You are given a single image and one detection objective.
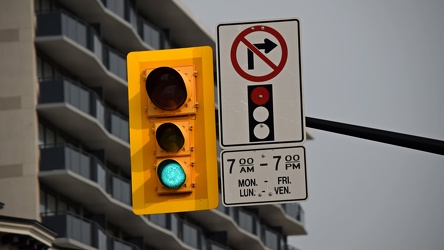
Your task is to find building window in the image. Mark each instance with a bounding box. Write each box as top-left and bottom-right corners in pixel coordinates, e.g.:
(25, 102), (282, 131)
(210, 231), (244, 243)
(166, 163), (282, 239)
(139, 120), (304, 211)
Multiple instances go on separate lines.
(183, 222), (200, 248)
(43, 60), (53, 79)
(140, 18), (161, 49)
(127, 1), (138, 31)
(238, 209), (255, 233)
(46, 193), (56, 215)
(38, 120), (76, 148)
(58, 200), (68, 213)
(39, 189), (46, 214)
(56, 133), (66, 145)
(38, 121), (58, 147)
(35, 0), (54, 14)
(36, 55), (62, 81)
(38, 122), (44, 147)
(264, 228), (279, 250)
(170, 214), (179, 236)
(40, 188), (80, 216)
(46, 128), (55, 146)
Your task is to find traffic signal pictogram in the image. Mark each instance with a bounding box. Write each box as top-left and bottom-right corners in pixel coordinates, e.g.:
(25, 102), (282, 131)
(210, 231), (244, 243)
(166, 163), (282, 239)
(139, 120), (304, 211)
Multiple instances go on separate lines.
(248, 84), (274, 142)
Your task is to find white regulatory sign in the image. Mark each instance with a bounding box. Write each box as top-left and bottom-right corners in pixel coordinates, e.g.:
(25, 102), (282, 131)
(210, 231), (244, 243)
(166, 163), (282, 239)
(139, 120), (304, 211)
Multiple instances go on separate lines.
(217, 18), (305, 149)
(221, 146), (307, 206)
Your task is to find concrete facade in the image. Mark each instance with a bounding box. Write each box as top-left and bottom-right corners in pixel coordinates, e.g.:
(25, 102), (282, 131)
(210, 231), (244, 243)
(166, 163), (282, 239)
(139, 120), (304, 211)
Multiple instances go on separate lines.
(0, 0), (40, 221)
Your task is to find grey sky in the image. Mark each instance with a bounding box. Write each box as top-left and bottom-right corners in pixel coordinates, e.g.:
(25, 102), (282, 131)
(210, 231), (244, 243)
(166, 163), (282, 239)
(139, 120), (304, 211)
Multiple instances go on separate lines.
(180, 0), (444, 249)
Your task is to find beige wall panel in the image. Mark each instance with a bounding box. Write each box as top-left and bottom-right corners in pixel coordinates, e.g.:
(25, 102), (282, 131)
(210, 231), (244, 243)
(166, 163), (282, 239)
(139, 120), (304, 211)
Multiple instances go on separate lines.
(0, 0), (39, 220)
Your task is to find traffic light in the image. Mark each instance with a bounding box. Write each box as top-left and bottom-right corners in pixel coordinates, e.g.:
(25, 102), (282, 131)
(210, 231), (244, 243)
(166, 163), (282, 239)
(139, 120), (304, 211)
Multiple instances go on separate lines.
(127, 46), (218, 214)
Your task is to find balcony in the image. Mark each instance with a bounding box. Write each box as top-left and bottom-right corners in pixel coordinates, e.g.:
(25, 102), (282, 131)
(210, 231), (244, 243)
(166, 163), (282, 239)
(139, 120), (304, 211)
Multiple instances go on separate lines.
(39, 145), (202, 249)
(187, 201), (267, 250)
(55, 0), (213, 52)
(55, 0), (152, 53)
(252, 203), (306, 235)
(282, 203), (305, 225)
(137, 0), (215, 48)
(38, 78), (129, 171)
(207, 240), (231, 250)
(187, 193), (306, 249)
(149, 213), (207, 250)
(35, 10), (128, 114)
(261, 225), (283, 250)
(39, 145), (132, 208)
(42, 212), (139, 250)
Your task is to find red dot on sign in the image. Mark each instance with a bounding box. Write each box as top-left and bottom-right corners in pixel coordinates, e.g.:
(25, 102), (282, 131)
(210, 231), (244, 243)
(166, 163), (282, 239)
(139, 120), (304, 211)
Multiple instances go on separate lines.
(251, 86), (270, 105)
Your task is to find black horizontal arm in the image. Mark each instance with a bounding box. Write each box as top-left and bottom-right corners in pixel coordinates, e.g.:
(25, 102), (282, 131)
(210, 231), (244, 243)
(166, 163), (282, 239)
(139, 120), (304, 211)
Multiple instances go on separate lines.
(306, 117), (444, 156)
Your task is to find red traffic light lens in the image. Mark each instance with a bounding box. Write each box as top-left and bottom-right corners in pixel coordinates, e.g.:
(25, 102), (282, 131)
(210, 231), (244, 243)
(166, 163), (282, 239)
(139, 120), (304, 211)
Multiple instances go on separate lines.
(146, 67), (187, 111)
(250, 86), (270, 105)
(156, 123), (185, 152)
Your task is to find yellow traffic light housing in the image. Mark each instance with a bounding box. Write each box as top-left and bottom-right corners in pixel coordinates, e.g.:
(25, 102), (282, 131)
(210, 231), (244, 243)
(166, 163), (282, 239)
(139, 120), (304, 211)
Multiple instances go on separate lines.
(127, 46), (218, 214)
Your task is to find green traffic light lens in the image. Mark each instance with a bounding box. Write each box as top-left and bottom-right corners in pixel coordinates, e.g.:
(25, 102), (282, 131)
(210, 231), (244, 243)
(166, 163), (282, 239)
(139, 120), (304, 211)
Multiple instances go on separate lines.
(157, 159), (186, 188)
(156, 123), (185, 152)
(146, 67), (187, 111)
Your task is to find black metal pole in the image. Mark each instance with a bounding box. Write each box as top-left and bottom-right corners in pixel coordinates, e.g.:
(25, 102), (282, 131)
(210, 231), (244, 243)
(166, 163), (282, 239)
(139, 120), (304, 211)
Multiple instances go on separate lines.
(306, 117), (444, 156)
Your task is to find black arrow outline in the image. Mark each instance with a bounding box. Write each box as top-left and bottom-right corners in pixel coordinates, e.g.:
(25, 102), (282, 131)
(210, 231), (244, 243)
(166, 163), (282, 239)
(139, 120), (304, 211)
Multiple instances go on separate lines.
(247, 38), (278, 70)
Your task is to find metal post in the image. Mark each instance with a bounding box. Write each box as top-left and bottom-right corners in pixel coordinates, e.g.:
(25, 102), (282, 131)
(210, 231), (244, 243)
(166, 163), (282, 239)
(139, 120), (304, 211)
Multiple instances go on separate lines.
(306, 117), (444, 156)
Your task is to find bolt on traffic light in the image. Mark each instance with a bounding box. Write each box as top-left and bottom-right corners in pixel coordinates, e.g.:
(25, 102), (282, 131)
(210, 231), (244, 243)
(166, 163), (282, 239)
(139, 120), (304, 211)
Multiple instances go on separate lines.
(127, 46), (218, 214)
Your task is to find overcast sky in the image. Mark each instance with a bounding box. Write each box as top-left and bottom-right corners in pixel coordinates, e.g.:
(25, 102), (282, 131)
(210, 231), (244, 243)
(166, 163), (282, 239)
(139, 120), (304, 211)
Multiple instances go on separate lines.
(179, 0), (444, 249)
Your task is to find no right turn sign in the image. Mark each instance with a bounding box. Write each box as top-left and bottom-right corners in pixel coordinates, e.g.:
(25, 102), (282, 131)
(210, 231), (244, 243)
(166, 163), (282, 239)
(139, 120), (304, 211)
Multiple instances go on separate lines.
(217, 18), (305, 150)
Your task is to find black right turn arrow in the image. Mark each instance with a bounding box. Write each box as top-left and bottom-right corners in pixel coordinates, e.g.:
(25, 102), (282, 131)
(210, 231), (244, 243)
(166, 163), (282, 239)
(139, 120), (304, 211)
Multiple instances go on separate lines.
(248, 38), (278, 70)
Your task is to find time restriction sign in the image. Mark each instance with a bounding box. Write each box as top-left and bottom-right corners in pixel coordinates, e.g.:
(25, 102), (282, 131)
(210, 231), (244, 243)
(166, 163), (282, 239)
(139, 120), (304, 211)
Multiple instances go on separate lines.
(221, 146), (307, 206)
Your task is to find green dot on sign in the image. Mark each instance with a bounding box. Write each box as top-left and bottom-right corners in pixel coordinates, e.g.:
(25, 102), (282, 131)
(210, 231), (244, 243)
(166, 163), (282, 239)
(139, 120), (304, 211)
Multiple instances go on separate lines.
(158, 160), (186, 188)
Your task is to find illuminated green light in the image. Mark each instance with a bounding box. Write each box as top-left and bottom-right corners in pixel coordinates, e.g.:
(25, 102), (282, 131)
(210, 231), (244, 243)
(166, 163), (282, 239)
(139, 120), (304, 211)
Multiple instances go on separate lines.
(157, 160), (186, 188)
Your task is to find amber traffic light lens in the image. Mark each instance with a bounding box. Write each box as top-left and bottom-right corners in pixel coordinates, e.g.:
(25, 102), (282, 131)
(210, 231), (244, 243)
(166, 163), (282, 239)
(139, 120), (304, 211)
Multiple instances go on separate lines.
(156, 123), (185, 152)
(146, 67), (187, 111)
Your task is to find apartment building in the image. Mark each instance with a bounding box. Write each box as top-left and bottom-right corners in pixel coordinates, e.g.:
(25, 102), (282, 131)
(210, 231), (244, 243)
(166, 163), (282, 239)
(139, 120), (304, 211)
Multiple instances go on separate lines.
(0, 0), (306, 249)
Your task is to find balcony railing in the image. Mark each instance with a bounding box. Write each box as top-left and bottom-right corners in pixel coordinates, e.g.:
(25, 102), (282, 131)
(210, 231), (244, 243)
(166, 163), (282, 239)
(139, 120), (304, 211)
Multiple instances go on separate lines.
(138, 17), (162, 49)
(42, 212), (139, 250)
(36, 11), (127, 81)
(101, 0), (125, 19)
(282, 203), (305, 225)
(39, 78), (129, 143)
(40, 144), (131, 206)
(262, 225), (281, 250)
(237, 208), (258, 235)
(215, 199), (261, 237)
(207, 240), (231, 250)
(110, 172), (131, 205)
(148, 213), (207, 249)
(107, 109), (129, 142)
(103, 45), (127, 80)
(213, 195), (306, 248)
(100, 0), (167, 50)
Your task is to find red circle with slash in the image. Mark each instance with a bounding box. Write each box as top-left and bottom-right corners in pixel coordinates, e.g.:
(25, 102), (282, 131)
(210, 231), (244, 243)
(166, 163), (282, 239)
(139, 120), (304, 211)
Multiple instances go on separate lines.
(230, 25), (288, 82)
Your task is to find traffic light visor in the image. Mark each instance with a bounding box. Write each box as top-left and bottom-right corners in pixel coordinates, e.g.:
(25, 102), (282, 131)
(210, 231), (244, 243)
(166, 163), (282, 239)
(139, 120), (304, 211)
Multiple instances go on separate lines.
(146, 67), (187, 111)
